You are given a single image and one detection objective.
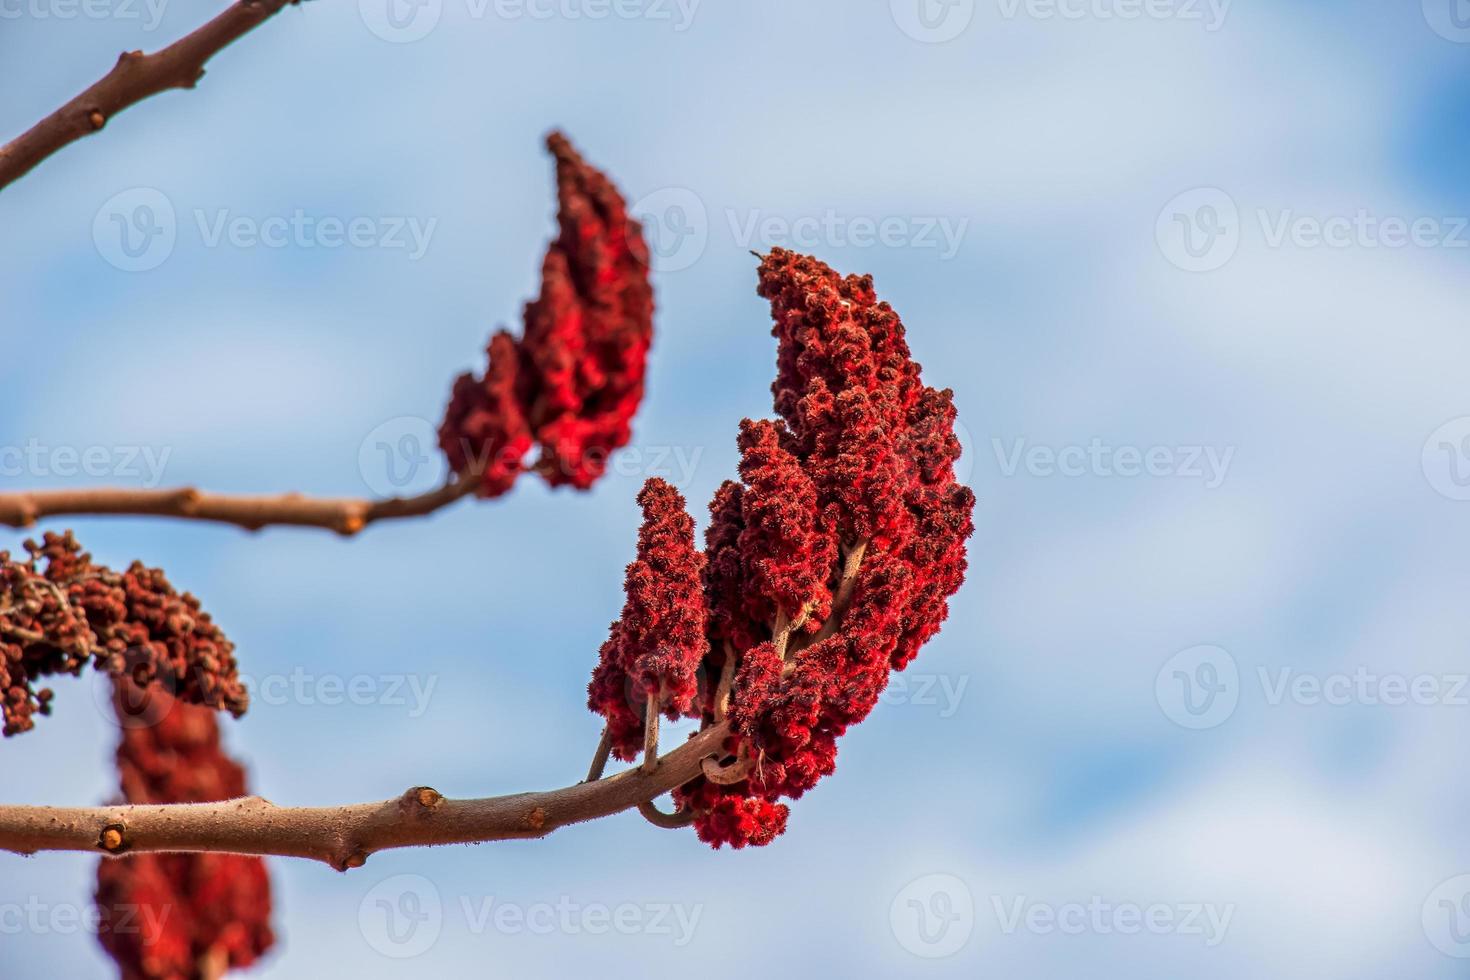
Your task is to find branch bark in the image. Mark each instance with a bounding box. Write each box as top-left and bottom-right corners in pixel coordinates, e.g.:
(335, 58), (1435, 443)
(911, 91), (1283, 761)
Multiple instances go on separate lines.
(0, 473), (482, 536)
(0, 722), (731, 870)
(0, 0), (301, 192)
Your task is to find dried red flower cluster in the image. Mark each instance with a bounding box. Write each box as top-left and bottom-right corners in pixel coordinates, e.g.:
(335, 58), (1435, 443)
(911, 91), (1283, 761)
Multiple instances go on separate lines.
(589, 248), (974, 848)
(95, 680), (274, 979)
(440, 132), (654, 496)
(588, 479), (708, 760)
(0, 532), (248, 738)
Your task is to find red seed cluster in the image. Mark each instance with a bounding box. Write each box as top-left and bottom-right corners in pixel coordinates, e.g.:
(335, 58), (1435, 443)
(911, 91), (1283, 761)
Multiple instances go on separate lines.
(440, 131), (654, 496)
(0, 532), (248, 738)
(589, 249), (973, 848)
(95, 679), (274, 979)
(588, 479), (708, 761)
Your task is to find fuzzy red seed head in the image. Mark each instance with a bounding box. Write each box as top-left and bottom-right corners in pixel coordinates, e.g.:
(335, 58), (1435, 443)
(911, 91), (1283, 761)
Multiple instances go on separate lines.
(440, 133), (654, 497)
(588, 479), (708, 760)
(95, 679), (274, 979)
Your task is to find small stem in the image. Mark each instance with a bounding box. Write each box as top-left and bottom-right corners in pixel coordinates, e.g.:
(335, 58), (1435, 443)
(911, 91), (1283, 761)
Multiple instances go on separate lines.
(813, 539), (869, 643)
(641, 696), (659, 774)
(584, 727), (612, 783)
(712, 641), (737, 723)
(636, 798), (694, 829)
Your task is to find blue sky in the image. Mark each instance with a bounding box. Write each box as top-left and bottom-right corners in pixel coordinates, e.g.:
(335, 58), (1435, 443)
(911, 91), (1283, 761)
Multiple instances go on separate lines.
(5, 0), (1470, 976)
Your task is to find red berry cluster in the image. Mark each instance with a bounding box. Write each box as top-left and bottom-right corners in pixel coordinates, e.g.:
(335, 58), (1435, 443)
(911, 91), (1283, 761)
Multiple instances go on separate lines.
(588, 478), (708, 761)
(95, 680), (274, 979)
(440, 132), (654, 496)
(0, 532), (248, 738)
(589, 249), (974, 848)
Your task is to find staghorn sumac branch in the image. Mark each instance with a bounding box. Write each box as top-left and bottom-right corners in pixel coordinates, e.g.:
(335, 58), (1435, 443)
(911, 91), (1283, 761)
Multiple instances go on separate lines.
(0, 0), (304, 193)
(0, 133), (653, 536)
(0, 470), (483, 536)
(0, 722), (731, 869)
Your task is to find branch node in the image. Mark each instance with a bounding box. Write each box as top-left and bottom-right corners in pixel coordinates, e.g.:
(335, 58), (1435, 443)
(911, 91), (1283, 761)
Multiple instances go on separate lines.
(88, 111), (106, 130)
(409, 786), (442, 810)
(98, 824), (127, 854)
(523, 807), (547, 832)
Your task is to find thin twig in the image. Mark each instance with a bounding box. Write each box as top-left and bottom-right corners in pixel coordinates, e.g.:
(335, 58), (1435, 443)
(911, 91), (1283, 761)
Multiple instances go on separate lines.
(636, 798), (694, 829)
(0, 0), (302, 192)
(712, 641), (737, 724)
(584, 727), (613, 783)
(813, 539), (869, 643)
(641, 696), (660, 774)
(0, 473), (482, 536)
(0, 722), (732, 869)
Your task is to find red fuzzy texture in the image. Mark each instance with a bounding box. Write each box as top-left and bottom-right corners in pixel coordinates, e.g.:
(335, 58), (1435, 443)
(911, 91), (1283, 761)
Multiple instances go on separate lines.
(439, 132), (653, 496)
(603, 249), (974, 847)
(95, 679), (274, 979)
(0, 532), (248, 738)
(588, 479), (708, 760)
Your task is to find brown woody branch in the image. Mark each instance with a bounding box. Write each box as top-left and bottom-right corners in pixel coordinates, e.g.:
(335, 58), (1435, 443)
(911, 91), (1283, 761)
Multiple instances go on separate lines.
(0, 722), (731, 870)
(0, 0), (301, 192)
(0, 473), (482, 536)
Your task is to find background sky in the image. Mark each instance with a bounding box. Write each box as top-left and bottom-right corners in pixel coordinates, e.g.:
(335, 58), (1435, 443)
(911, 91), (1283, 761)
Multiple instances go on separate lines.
(5, 0), (1470, 975)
